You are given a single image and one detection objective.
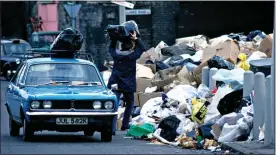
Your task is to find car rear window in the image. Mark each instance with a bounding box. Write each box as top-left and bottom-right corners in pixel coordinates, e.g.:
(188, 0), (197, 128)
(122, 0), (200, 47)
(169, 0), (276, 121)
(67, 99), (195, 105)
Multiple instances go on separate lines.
(25, 63), (102, 86)
(3, 43), (31, 54)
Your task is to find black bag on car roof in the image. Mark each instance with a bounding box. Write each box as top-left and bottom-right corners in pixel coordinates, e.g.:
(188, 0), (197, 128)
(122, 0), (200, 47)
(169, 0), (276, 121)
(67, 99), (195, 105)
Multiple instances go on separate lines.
(50, 28), (83, 58)
(249, 58), (272, 77)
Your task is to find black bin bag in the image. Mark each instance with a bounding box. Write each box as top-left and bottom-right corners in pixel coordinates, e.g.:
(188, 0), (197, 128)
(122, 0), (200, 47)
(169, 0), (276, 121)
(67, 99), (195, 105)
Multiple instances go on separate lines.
(106, 20), (140, 42)
(217, 89), (244, 115)
(50, 28), (83, 58)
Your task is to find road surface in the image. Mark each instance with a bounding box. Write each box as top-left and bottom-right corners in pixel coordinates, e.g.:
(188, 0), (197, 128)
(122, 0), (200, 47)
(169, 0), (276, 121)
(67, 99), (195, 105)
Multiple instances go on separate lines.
(0, 79), (216, 154)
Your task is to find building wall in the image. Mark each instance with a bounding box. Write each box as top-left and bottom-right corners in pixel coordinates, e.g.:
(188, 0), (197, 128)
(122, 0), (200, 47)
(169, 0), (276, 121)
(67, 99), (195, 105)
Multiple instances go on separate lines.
(58, 1), (119, 68)
(57, 1), (179, 68)
(56, 1), (273, 69)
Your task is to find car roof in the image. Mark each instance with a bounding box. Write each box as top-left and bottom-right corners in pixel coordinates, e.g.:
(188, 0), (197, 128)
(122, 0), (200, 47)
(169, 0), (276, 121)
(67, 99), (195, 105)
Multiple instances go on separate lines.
(26, 57), (95, 66)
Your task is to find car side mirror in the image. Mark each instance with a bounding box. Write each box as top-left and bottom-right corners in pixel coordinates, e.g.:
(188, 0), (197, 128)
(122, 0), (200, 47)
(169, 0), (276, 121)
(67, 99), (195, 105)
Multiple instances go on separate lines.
(111, 84), (118, 92)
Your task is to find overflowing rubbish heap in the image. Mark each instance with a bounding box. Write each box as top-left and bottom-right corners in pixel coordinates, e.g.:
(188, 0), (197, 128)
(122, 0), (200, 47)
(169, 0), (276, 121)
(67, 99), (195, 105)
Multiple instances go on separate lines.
(101, 30), (272, 151)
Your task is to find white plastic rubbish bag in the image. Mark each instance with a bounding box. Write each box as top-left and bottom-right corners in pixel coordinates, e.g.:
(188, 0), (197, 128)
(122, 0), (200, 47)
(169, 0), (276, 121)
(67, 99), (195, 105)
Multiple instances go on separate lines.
(102, 71), (111, 86)
(247, 51), (267, 64)
(212, 68), (245, 90)
(218, 123), (241, 142)
(155, 41), (170, 61)
(140, 97), (163, 116)
(167, 85), (198, 103)
(176, 118), (196, 134)
(215, 112), (244, 127)
(175, 35), (209, 50)
(204, 85), (233, 124)
(197, 84), (210, 98)
(130, 115), (156, 126)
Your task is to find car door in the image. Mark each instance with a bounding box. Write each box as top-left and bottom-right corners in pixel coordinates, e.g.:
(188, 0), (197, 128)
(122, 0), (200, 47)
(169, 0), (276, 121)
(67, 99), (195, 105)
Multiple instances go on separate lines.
(7, 63), (26, 120)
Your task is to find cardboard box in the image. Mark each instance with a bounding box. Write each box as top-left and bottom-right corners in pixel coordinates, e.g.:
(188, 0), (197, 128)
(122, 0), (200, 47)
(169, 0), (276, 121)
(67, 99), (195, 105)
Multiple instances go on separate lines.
(134, 92), (140, 106)
(191, 61), (208, 86)
(138, 92), (163, 108)
(258, 34), (273, 57)
(144, 64), (156, 74)
(137, 47), (159, 64)
(117, 119), (122, 131)
(202, 40), (240, 64)
(177, 66), (193, 84)
(151, 66), (182, 88)
(136, 64), (154, 79)
(136, 78), (152, 92)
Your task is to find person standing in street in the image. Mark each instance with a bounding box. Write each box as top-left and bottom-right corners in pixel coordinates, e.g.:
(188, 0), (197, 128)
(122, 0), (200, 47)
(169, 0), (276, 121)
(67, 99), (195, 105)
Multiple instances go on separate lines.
(107, 30), (146, 135)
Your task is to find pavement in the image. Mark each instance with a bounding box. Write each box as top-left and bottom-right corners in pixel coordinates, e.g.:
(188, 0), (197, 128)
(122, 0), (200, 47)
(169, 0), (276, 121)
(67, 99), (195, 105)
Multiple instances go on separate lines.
(221, 142), (275, 155)
(0, 78), (216, 154)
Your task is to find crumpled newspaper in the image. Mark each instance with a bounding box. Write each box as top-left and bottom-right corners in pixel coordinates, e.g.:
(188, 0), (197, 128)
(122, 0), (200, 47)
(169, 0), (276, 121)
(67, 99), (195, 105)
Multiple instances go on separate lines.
(203, 139), (218, 150)
(176, 133), (196, 149)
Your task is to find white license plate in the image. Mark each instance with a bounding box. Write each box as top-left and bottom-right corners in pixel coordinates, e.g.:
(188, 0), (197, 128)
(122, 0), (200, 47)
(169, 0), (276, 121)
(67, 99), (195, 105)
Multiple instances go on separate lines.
(56, 117), (88, 125)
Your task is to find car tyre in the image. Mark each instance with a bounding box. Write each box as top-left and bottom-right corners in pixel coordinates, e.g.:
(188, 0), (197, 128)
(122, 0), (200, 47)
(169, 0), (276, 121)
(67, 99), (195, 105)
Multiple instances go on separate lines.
(101, 127), (112, 142)
(9, 116), (20, 136)
(23, 119), (34, 141)
(84, 130), (95, 136)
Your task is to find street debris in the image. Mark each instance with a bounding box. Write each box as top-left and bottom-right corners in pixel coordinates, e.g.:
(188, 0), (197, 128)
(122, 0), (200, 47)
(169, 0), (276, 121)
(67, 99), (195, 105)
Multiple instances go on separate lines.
(102, 30), (273, 151)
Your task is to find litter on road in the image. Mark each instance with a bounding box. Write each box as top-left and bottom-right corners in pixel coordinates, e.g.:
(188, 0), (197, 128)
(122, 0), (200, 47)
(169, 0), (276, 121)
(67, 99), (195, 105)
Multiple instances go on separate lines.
(102, 30), (273, 151)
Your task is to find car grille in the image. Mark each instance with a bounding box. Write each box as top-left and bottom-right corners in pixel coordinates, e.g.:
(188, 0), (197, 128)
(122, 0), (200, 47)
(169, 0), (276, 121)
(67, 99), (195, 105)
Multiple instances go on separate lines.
(51, 100), (93, 109)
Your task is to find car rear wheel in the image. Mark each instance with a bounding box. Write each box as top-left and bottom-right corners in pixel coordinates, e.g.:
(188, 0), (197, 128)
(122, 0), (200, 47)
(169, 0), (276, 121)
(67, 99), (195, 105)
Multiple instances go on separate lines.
(23, 119), (34, 141)
(9, 116), (20, 136)
(101, 127), (112, 142)
(83, 130), (95, 136)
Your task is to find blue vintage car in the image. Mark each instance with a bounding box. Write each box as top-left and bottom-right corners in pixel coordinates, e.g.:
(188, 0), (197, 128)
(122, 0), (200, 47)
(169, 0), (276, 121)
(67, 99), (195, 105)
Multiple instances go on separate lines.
(5, 56), (118, 142)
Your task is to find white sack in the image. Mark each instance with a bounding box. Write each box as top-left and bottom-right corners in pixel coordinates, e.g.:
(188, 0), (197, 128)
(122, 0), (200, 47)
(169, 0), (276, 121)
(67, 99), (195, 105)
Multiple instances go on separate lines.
(212, 68), (245, 90)
(204, 86), (233, 124)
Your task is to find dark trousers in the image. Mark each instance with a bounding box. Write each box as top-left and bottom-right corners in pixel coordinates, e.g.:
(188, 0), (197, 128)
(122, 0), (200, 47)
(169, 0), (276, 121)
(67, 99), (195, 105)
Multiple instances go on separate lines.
(112, 90), (134, 133)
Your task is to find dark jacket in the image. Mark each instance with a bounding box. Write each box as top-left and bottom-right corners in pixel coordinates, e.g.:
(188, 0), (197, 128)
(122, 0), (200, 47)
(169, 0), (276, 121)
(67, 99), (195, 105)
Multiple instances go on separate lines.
(107, 38), (146, 92)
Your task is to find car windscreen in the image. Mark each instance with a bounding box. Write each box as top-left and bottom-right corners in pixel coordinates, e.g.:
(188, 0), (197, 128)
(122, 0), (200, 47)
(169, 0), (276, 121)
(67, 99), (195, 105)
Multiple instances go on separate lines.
(25, 63), (103, 86)
(3, 43), (32, 55)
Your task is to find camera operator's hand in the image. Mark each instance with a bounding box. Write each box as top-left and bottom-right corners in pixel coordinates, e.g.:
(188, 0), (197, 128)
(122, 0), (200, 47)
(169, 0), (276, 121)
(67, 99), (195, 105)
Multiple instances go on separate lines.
(130, 31), (138, 40)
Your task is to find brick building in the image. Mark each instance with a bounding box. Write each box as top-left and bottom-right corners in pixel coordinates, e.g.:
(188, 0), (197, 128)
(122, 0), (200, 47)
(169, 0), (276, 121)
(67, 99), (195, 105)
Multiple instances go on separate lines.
(1, 1), (274, 70)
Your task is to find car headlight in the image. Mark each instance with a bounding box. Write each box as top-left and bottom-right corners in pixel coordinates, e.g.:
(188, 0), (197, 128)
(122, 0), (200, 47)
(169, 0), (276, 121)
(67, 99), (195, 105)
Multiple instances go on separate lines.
(93, 101), (102, 109)
(31, 101), (40, 109)
(15, 59), (20, 64)
(104, 101), (113, 109)
(43, 101), (52, 109)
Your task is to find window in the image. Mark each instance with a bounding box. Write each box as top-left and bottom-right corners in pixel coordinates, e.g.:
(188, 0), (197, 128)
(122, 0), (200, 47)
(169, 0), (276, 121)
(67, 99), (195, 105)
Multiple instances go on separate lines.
(3, 43), (31, 55)
(12, 64), (26, 85)
(19, 65), (27, 84)
(25, 63), (102, 86)
(1, 45), (4, 55)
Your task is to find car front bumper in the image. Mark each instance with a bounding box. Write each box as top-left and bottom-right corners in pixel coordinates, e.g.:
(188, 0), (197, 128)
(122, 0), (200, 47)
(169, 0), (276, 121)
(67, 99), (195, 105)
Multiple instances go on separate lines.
(26, 111), (118, 132)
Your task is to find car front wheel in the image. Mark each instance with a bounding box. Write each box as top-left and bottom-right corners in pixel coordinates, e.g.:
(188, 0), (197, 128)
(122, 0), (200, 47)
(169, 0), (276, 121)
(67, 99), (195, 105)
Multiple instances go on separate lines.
(101, 127), (112, 142)
(9, 116), (20, 136)
(23, 119), (34, 141)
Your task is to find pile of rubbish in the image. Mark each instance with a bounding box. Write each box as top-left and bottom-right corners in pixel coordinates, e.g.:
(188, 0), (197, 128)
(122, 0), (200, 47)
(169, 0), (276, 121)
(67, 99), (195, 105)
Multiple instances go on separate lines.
(101, 30), (273, 151)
